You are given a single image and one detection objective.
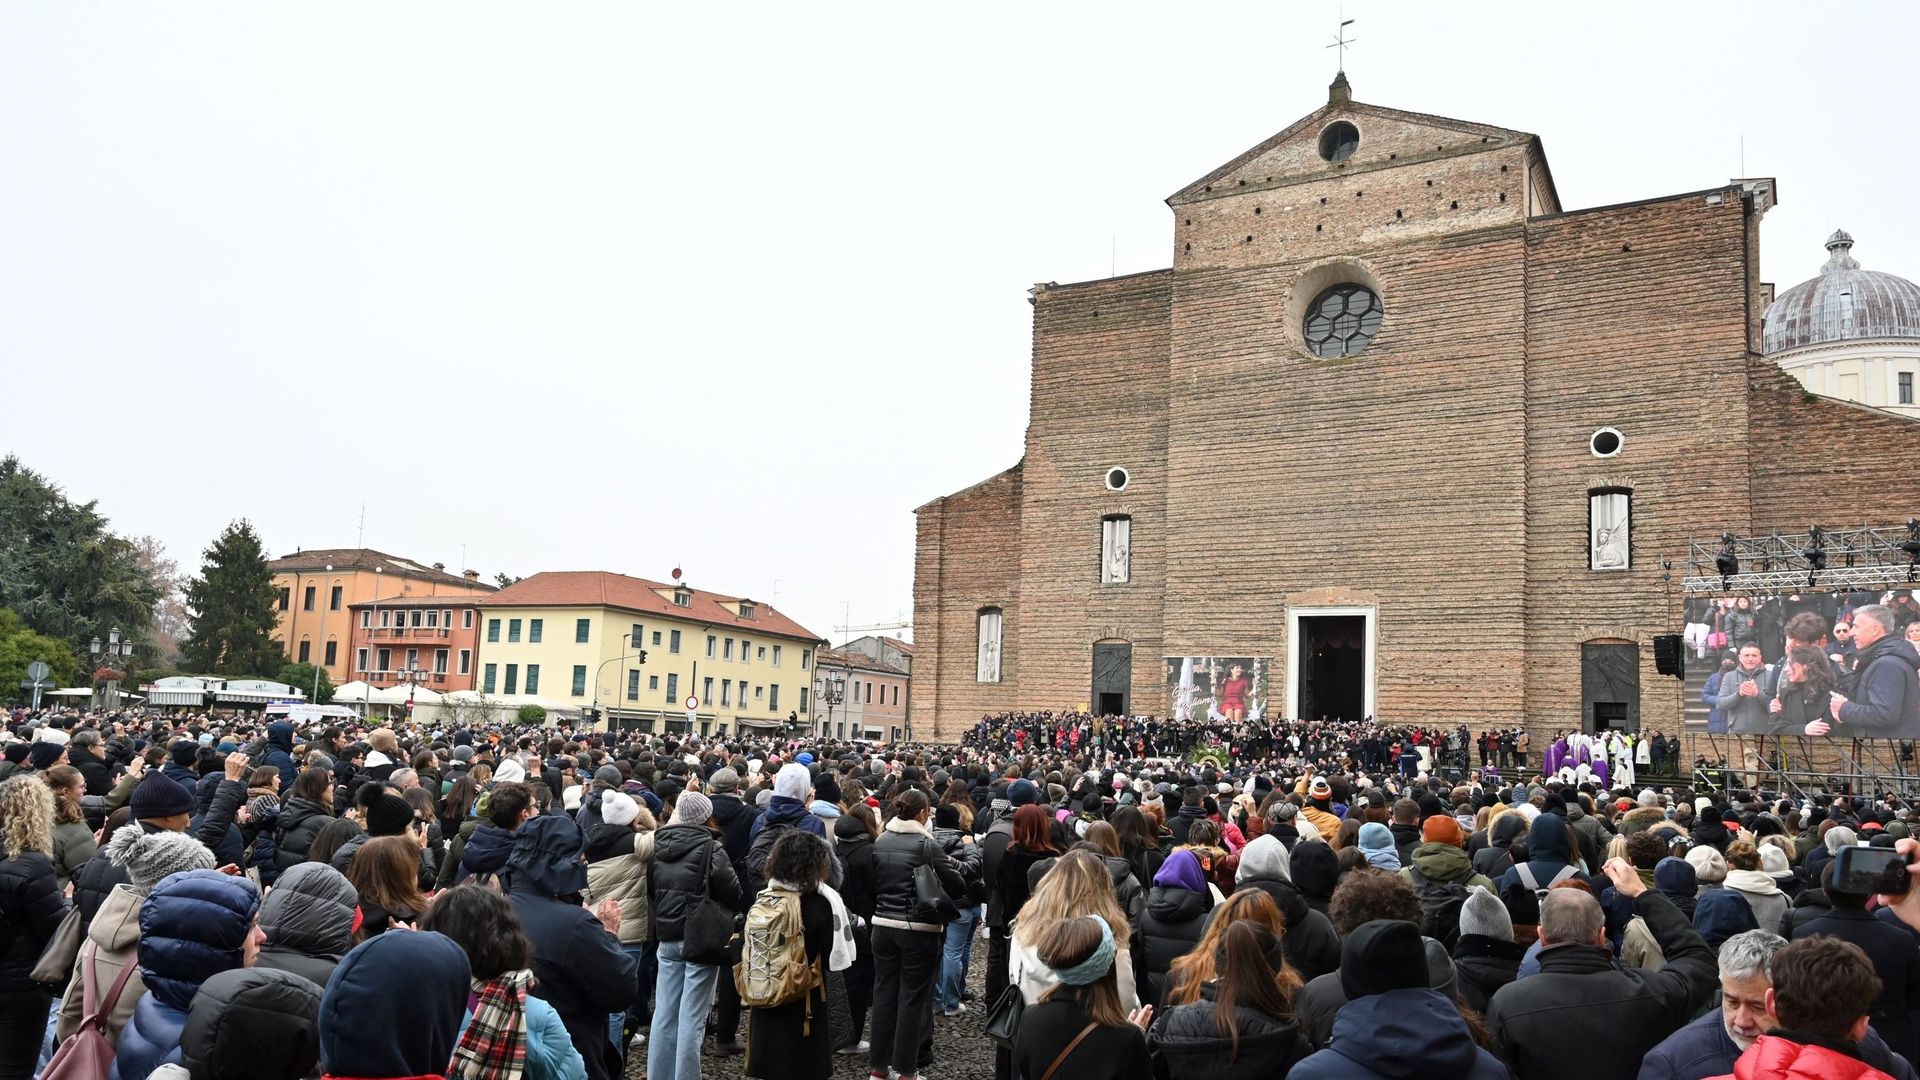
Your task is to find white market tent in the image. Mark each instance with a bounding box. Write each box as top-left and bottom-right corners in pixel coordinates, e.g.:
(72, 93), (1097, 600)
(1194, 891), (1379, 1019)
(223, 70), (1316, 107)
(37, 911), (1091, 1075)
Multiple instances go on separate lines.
(331, 681), (373, 705)
(44, 688), (95, 698)
(369, 683), (444, 706)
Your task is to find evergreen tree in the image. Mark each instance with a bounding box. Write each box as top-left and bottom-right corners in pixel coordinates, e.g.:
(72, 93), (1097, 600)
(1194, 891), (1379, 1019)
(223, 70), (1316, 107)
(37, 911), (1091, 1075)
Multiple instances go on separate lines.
(0, 608), (80, 701)
(0, 455), (161, 654)
(182, 520), (282, 675)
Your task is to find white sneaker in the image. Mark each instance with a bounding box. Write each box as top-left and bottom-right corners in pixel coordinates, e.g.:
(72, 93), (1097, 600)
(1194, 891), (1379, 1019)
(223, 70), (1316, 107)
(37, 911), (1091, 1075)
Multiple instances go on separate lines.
(941, 1003), (966, 1017)
(837, 1040), (870, 1056)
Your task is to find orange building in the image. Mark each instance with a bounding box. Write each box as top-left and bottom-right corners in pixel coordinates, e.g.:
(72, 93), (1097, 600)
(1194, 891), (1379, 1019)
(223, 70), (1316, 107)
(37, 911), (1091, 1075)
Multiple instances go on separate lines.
(346, 595), (488, 693)
(268, 548), (495, 686)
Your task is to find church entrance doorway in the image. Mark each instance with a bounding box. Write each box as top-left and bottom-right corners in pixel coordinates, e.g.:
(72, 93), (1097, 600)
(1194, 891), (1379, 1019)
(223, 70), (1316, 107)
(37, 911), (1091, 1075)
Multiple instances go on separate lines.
(1287, 606), (1376, 724)
(1581, 641), (1641, 733)
(1092, 642), (1131, 718)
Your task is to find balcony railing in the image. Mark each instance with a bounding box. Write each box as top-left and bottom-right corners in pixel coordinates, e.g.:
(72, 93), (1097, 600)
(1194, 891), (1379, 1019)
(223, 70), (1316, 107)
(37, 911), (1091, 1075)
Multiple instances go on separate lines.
(362, 626), (453, 639)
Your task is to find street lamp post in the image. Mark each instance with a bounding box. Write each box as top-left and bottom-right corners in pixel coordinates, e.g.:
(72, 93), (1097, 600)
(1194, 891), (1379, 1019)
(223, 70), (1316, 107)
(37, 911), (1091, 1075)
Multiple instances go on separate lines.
(819, 673), (845, 740)
(364, 566), (383, 721)
(89, 627), (135, 711)
(399, 662), (428, 724)
(312, 564), (333, 701)
(591, 630), (648, 730)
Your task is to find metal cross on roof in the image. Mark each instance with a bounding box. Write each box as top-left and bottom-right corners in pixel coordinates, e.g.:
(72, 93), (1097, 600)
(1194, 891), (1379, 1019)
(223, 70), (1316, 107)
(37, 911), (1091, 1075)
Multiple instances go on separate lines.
(1328, 15), (1356, 74)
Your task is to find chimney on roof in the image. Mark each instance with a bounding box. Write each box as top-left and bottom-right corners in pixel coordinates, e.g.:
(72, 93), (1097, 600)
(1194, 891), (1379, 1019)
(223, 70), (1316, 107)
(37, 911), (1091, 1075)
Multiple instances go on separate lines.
(463, 569), (480, 581)
(433, 562), (445, 572)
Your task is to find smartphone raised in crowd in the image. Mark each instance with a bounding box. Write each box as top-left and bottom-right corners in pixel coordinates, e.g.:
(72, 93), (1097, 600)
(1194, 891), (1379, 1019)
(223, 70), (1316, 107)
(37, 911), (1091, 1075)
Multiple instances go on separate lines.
(1832, 845), (1914, 897)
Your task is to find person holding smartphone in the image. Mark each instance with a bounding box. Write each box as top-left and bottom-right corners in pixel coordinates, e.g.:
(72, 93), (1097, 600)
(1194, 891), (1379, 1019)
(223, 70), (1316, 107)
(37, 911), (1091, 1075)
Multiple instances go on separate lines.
(1793, 844), (1920, 1066)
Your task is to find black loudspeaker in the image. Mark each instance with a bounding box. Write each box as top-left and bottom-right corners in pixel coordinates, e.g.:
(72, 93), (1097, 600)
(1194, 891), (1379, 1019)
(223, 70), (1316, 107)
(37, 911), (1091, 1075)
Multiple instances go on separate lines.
(1653, 634), (1684, 678)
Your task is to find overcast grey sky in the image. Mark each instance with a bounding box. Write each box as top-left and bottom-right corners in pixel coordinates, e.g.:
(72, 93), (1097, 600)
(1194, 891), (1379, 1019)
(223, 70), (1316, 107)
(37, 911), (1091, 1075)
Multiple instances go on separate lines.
(4, 2), (1914, 646)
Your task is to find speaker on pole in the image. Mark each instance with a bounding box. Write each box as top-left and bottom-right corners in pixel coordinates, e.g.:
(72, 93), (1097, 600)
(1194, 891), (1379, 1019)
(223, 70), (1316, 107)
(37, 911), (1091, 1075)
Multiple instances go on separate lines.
(1653, 634), (1684, 678)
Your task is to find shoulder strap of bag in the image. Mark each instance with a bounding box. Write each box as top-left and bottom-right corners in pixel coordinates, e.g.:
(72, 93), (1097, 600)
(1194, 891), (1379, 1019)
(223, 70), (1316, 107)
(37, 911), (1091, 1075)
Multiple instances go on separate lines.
(1041, 1022), (1099, 1080)
(79, 941), (138, 1032)
(1547, 865), (1578, 888)
(1515, 863), (1538, 891)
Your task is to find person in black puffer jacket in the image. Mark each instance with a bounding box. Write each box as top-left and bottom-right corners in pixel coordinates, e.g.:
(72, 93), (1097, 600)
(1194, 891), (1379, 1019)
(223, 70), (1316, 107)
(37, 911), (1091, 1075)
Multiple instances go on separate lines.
(273, 769), (336, 873)
(868, 788), (967, 1080)
(1232, 835), (1340, 981)
(155, 967), (323, 1080)
(0, 776), (71, 1077)
(1150, 920), (1311, 1080)
(1139, 849), (1215, 1005)
(647, 792), (740, 1080)
(836, 804), (880, 1051)
(253, 862), (359, 989)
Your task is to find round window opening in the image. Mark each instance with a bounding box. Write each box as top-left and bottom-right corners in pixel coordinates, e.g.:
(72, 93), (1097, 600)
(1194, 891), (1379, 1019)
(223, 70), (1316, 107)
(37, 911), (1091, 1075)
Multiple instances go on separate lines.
(1318, 121), (1360, 163)
(1590, 427), (1624, 458)
(1105, 467), (1130, 492)
(1303, 283), (1383, 358)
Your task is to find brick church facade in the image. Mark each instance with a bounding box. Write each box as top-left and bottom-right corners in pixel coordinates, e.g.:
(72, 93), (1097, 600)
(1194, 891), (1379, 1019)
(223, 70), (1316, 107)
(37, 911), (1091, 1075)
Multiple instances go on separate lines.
(912, 77), (1920, 742)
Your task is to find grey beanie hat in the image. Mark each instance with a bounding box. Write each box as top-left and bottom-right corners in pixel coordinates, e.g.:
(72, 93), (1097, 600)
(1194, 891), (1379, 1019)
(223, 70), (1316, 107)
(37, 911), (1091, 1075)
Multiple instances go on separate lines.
(594, 765), (623, 788)
(708, 767), (741, 794)
(106, 827), (218, 894)
(450, 745), (474, 763)
(672, 791), (714, 826)
(1457, 885), (1513, 941)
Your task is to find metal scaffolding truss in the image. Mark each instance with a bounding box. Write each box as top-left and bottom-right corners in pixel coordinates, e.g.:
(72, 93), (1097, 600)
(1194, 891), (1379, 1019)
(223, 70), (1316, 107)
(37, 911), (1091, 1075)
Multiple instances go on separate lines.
(1680, 522), (1920, 596)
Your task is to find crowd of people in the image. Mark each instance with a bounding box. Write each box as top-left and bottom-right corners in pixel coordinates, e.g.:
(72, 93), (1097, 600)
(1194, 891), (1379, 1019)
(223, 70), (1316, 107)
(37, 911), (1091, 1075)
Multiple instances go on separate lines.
(2, 702), (1920, 1080)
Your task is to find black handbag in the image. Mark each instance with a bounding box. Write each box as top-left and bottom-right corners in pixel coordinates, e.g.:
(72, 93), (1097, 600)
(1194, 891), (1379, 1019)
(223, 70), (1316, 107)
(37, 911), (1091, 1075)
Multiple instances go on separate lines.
(911, 860), (960, 924)
(983, 982), (1024, 1050)
(682, 840), (744, 966)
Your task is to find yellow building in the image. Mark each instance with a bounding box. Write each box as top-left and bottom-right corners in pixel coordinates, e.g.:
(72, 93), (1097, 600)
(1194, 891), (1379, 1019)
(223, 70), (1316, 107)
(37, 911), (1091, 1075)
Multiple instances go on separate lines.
(476, 571), (826, 736)
(268, 548), (495, 685)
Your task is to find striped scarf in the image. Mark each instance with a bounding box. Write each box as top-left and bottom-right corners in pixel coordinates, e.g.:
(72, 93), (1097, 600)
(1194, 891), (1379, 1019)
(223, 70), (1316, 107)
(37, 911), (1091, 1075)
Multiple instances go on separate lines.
(449, 969), (532, 1080)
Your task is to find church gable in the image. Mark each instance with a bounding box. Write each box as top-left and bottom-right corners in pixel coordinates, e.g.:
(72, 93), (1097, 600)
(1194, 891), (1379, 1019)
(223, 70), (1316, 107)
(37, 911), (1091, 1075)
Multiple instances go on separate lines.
(1167, 77), (1548, 208)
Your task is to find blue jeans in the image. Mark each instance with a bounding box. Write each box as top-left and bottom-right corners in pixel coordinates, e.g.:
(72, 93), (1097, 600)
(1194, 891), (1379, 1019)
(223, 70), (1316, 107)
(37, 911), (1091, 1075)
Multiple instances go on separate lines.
(936, 905), (981, 1010)
(609, 941), (657, 1048)
(648, 941), (719, 1080)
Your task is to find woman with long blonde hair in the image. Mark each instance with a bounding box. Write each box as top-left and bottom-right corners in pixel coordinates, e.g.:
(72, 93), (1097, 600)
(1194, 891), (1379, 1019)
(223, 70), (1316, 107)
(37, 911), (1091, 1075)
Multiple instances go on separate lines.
(0, 775), (69, 1077)
(1011, 848), (1140, 1011)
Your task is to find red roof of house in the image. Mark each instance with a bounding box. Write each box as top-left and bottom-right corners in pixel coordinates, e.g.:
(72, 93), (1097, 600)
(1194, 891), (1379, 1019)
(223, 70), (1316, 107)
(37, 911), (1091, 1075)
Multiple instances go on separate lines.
(478, 571), (825, 644)
(268, 548), (494, 590)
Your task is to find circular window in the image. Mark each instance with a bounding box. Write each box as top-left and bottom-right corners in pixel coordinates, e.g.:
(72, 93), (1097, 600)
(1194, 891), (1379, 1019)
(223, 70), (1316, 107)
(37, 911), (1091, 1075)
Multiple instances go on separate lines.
(1318, 121), (1360, 163)
(1104, 467), (1129, 492)
(1590, 428), (1624, 458)
(1303, 284), (1383, 358)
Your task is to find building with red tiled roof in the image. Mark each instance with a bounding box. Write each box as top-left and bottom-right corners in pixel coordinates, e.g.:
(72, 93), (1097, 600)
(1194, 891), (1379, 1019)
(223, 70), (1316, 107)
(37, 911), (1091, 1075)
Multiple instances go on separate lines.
(269, 547), (495, 686)
(474, 571), (827, 737)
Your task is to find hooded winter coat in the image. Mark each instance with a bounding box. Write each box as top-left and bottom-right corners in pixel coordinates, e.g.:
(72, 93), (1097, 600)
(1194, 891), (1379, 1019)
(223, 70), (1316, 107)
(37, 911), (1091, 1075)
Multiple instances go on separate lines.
(317, 931), (471, 1080)
(1691, 888), (1761, 950)
(1402, 841), (1495, 892)
(261, 722), (298, 792)
(56, 883), (146, 1046)
(1233, 836), (1340, 980)
(457, 821), (518, 884)
(174, 967), (323, 1080)
(507, 816), (640, 1080)
(1723, 867), (1791, 935)
(835, 814), (879, 920)
(253, 862), (358, 989)
(1289, 841), (1339, 915)
(1837, 634), (1920, 737)
(111, 869), (263, 1080)
(0, 845), (67, 993)
(1493, 813), (1588, 894)
(1289, 988), (1509, 1080)
(1150, 980), (1312, 1080)
(1139, 851), (1214, 1004)
(1712, 1033), (1901, 1080)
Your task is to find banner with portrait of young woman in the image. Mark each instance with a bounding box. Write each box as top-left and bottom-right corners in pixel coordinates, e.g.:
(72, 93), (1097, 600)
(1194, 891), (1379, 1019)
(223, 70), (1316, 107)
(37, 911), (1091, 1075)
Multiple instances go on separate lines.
(1164, 656), (1268, 724)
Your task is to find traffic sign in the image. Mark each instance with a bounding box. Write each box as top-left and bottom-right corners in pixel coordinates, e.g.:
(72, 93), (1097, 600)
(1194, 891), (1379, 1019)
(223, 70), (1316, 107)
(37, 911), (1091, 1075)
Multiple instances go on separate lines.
(26, 661), (49, 681)
(684, 695), (700, 711)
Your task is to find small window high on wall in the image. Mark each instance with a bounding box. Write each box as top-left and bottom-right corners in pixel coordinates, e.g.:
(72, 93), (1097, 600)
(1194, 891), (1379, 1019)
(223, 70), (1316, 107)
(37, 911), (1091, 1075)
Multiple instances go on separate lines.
(977, 608), (1003, 683)
(1101, 516), (1132, 584)
(1589, 489), (1631, 571)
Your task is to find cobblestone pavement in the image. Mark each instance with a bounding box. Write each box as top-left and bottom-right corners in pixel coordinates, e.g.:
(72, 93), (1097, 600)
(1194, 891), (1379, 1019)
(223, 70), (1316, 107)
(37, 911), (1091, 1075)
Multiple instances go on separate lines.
(626, 950), (992, 1080)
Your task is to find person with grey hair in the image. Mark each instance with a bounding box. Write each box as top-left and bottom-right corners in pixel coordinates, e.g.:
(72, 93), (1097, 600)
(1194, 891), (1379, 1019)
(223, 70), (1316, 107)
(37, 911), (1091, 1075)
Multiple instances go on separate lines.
(1815, 603), (1920, 738)
(1638, 929), (1918, 1080)
(1487, 857), (1716, 1080)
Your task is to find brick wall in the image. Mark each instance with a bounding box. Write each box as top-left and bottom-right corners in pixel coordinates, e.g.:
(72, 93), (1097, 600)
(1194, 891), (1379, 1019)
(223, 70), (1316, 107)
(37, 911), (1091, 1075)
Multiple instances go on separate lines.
(913, 466), (1023, 736)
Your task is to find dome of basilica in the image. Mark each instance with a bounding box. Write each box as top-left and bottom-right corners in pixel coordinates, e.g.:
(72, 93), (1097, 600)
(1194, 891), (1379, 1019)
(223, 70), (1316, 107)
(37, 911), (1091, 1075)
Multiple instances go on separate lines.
(1763, 230), (1920, 354)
